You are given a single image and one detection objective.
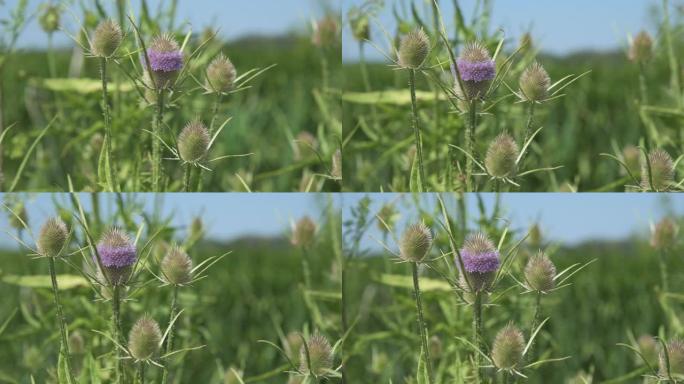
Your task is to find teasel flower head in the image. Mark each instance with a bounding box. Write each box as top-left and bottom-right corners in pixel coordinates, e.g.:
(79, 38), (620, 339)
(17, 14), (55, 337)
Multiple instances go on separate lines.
(456, 42), (495, 100)
(492, 323), (526, 370)
(524, 251), (556, 293)
(651, 217), (679, 251)
(642, 148), (674, 191)
(299, 332), (334, 377)
(291, 216), (317, 248)
(147, 34), (184, 89)
(96, 228), (137, 286)
(350, 14), (370, 41)
(161, 245), (193, 285)
(519, 62), (551, 102)
(660, 339), (684, 376)
(91, 20), (123, 58)
(377, 204), (398, 233)
(39, 4), (60, 34)
(399, 223), (433, 263)
(398, 29), (430, 69)
(206, 54), (237, 93)
(128, 316), (162, 361)
(312, 16), (340, 48)
(459, 232), (500, 291)
(178, 121), (211, 163)
(629, 31), (654, 63)
(622, 145), (642, 177)
(37, 217), (68, 257)
(485, 133), (519, 178)
(637, 335), (658, 367)
(331, 149), (342, 180)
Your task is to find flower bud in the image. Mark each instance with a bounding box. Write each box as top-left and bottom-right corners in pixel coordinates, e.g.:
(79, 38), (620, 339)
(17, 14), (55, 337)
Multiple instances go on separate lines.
(629, 31), (653, 63)
(161, 246), (193, 285)
(524, 251), (556, 292)
(456, 42), (495, 100)
(37, 217), (68, 257)
(377, 204), (397, 233)
(128, 316), (162, 361)
(91, 20), (123, 58)
(519, 62), (551, 102)
(638, 335), (658, 367)
(459, 232), (500, 291)
(398, 29), (430, 69)
(660, 339), (684, 376)
(642, 148), (674, 191)
(299, 332), (333, 377)
(528, 223), (542, 249)
(312, 16), (340, 48)
(190, 216), (204, 240)
(350, 15), (370, 41)
(292, 216), (317, 248)
(147, 34), (184, 89)
(485, 133), (519, 178)
(39, 5), (60, 34)
(178, 121), (210, 163)
(96, 228), (137, 286)
(399, 223), (433, 263)
(492, 323), (525, 370)
(651, 217), (679, 251)
(206, 54), (237, 93)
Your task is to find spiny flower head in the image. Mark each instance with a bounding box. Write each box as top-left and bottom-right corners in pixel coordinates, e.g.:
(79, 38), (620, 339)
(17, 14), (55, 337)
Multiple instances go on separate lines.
(178, 121), (210, 163)
(642, 148), (674, 191)
(519, 62), (551, 102)
(459, 232), (500, 291)
(312, 16), (340, 48)
(39, 4), (60, 33)
(299, 332), (333, 377)
(629, 31), (654, 63)
(147, 34), (183, 89)
(161, 245), (193, 285)
(524, 251), (556, 292)
(96, 228), (137, 285)
(91, 20), (123, 58)
(206, 54), (237, 93)
(398, 29), (430, 69)
(456, 42), (495, 100)
(37, 217), (68, 257)
(128, 316), (162, 361)
(485, 133), (519, 178)
(292, 216), (317, 248)
(492, 323), (525, 370)
(660, 339), (684, 376)
(399, 223), (433, 263)
(651, 217), (679, 251)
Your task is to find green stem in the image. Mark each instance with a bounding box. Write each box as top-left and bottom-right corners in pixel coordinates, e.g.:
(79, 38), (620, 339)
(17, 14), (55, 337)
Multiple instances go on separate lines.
(0, 64), (5, 189)
(527, 291), (542, 363)
(49, 257), (77, 384)
(521, 101), (536, 165)
(138, 363), (146, 384)
(473, 292), (483, 384)
(161, 286), (179, 384)
(412, 263), (434, 384)
(209, 93), (223, 134)
(152, 89), (165, 192)
(301, 247), (312, 289)
(359, 42), (379, 133)
(183, 164), (192, 192)
(408, 69), (428, 191)
(659, 250), (669, 293)
(47, 33), (57, 78)
(662, 0), (682, 108)
(321, 55), (329, 92)
(466, 100), (478, 192)
(111, 285), (123, 384)
(100, 58), (117, 191)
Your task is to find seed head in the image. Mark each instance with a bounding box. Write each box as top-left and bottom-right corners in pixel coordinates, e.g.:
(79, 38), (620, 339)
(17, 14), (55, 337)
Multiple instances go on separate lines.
(128, 316), (162, 361)
(37, 217), (68, 257)
(147, 34), (183, 89)
(312, 16), (340, 48)
(651, 217), (679, 251)
(350, 15), (370, 41)
(398, 29), (430, 69)
(91, 20), (123, 58)
(622, 145), (641, 177)
(39, 5), (60, 34)
(492, 323), (525, 370)
(161, 245), (193, 285)
(299, 332), (333, 377)
(292, 216), (317, 248)
(96, 228), (137, 286)
(456, 42), (495, 100)
(399, 223), (433, 263)
(642, 149), (674, 191)
(178, 121), (210, 163)
(519, 62), (551, 102)
(524, 251), (556, 292)
(485, 133), (519, 178)
(660, 339), (684, 376)
(629, 31), (654, 63)
(206, 54), (237, 93)
(459, 232), (500, 291)
(638, 335), (658, 367)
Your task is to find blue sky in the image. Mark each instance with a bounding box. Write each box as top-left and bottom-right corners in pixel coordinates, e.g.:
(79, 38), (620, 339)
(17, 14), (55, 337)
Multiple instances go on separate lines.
(2, 0), (334, 48)
(343, 0), (656, 61)
(342, 193), (684, 252)
(0, 193), (338, 248)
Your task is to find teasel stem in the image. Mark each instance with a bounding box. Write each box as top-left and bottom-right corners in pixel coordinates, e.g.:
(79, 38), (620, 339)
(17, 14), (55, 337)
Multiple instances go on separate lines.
(100, 57), (117, 191)
(183, 163), (192, 192)
(321, 55), (330, 92)
(111, 285), (123, 384)
(359, 42), (379, 133)
(301, 247), (312, 289)
(659, 250), (669, 293)
(0, 63), (5, 188)
(138, 363), (146, 384)
(411, 263), (434, 384)
(47, 33), (57, 78)
(161, 285), (179, 384)
(521, 101), (536, 165)
(473, 291), (484, 383)
(48, 257), (77, 384)
(152, 89), (165, 192)
(408, 69), (428, 191)
(465, 100), (478, 192)
(527, 290), (542, 363)
(662, 0), (682, 108)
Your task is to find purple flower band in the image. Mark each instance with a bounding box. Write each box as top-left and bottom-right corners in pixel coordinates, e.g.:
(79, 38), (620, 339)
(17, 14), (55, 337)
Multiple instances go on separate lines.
(148, 49), (183, 72)
(456, 58), (496, 82)
(460, 249), (500, 274)
(96, 244), (137, 268)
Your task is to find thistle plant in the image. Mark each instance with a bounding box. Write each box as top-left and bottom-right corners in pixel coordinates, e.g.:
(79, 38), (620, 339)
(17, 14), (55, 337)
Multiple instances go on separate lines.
(128, 315), (162, 383)
(292, 216), (317, 294)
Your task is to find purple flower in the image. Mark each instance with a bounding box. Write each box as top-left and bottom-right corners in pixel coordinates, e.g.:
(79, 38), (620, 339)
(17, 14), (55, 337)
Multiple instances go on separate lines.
(456, 58), (496, 82)
(148, 49), (183, 73)
(96, 229), (137, 268)
(461, 248), (500, 273)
